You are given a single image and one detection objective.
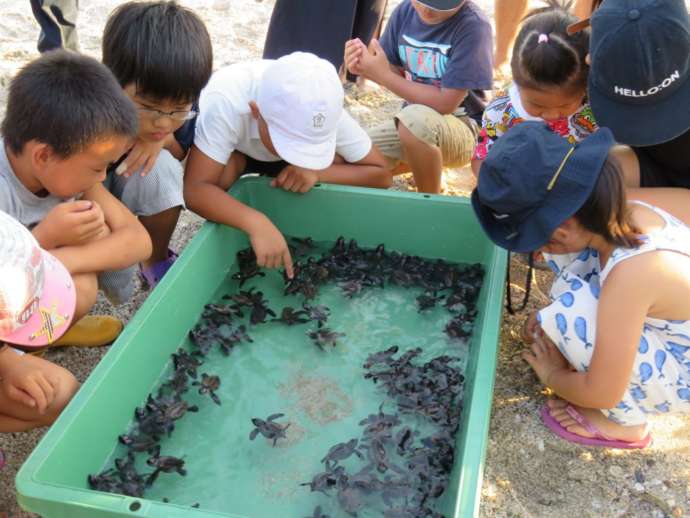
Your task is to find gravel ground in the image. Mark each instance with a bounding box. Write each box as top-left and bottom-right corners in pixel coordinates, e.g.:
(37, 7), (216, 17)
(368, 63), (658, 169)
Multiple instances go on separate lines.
(0, 1), (688, 517)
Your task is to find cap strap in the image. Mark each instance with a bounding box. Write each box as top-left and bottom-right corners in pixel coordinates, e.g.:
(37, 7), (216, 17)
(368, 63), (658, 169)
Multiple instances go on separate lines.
(547, 146), (576, 191)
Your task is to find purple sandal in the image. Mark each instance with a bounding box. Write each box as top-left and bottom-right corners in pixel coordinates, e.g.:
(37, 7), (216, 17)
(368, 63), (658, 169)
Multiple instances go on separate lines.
(0, 448), (5, 470)
(139, 249), (178, 288)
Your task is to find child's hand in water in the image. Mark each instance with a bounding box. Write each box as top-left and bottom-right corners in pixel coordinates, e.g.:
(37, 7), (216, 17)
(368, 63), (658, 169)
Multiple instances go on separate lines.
(247, 215), (294, 278)
(0, 348), (58, 415)
(271, 165), (320, 193)
(522, 332), (570, 387)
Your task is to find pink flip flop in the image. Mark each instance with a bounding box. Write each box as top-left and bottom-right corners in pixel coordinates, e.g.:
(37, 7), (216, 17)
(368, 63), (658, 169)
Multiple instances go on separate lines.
(0, 448), (5, 470)
(541, 405), (652, 449)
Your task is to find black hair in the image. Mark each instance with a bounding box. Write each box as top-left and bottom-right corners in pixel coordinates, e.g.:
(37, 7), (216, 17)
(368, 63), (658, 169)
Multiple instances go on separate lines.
(511, 0), (590, 94)
(1, 50), (138, 158)
(575, 155), (642, 248)
(102, 1), (213, 104)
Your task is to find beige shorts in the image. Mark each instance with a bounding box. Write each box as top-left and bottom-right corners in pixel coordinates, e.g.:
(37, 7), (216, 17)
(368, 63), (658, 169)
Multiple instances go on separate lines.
(368, 104), (479, 168)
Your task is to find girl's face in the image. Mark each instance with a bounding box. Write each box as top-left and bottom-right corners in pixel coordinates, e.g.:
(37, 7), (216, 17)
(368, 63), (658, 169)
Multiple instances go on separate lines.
(540, 219), (592, 255)
(519, 86), (586, 121)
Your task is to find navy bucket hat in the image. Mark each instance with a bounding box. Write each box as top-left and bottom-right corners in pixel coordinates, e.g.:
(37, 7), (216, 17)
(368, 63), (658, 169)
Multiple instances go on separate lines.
(471, 122), (615, 253)
(588, 0), (690, 146)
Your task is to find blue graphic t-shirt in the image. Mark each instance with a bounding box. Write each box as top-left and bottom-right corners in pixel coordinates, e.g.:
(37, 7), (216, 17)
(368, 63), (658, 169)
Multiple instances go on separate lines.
(380, 0), (493, 121)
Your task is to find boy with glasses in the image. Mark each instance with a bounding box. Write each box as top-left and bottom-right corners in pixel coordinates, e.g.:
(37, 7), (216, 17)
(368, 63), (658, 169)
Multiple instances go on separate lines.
(101, 1), (213, 287)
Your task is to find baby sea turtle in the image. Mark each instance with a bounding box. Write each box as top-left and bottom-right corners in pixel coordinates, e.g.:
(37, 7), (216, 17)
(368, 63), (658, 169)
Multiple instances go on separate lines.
(302, 303), (330, 328)
(146, 446), (186, 485)
(172, 348), (202, 379)
(416, 291), (444, 312)
(249, 413), (290, 447)
(307, 327), (345, 350)
(321, 439), (363, 468)
(300, 465), (345, 495)
(272, 306), (309, 326)
(192, 373), (221, 405)
(250, 299), (276, 325)
(304, 505), (331, 518)
(231, 262), (265, 287)
(118, 433), (159, 454)
(363, 345), (399, 369)
(219, 324), (253, 356)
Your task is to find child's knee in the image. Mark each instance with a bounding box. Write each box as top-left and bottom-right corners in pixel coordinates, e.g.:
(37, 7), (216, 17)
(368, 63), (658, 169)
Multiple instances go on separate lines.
(396, 105), (439, 151)
(38, 366), (79, 426)
(73, 272), (98, 320)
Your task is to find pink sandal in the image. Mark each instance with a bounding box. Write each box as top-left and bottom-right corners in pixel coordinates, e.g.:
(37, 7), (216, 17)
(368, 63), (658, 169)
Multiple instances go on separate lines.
(139, 249), (178, 288)
(0, 448), (5, 470)
(541, 405), (652, 449)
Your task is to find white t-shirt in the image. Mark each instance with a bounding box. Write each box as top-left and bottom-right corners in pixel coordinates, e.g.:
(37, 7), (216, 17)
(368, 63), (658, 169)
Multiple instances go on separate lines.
(195, 61), (372, 167)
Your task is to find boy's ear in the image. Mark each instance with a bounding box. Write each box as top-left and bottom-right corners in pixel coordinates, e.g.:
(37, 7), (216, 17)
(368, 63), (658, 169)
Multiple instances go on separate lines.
(29, 141), (55, 171)
(248, 101), (261, 120)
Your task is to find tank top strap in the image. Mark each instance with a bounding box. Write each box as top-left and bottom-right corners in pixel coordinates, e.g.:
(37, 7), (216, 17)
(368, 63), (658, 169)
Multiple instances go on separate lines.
(600, 202), (690, 283)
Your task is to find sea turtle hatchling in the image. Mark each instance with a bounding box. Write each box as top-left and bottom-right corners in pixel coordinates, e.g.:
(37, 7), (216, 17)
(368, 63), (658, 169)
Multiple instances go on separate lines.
(249, 413), (290, 447)
(192, 373), (221, 405)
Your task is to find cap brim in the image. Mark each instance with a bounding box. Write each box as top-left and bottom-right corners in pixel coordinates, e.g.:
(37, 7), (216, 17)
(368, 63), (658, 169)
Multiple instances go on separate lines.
(416, 0), (463, 11)
(472, 128), (615, 253)
(268, 125), (336, 171)
(1, 250), (76, 348)
(589, 75), (690, 147)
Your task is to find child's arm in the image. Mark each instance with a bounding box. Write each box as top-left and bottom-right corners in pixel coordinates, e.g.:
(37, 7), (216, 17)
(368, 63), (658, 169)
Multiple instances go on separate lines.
(271, 146), (390, 192)
(346, 39), (467, 115)
(523, 259), (650, 409)
(0, 345), (56, 415)
(48, 184), (152, 275)
(183, 146), (294, 276)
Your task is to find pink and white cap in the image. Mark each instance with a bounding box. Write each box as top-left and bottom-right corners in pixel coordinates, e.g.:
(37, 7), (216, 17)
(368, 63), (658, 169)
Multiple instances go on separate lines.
(0, 210), (75, 348)
(257, 52), (344, 171)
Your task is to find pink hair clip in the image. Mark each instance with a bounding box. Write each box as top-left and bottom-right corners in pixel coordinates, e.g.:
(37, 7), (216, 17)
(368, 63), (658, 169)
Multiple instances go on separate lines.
(538, 33), (549, 44)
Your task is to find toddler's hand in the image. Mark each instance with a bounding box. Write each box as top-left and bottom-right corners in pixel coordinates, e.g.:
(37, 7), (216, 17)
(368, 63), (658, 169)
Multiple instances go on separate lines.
(35, 200), (106, 249)
(247, 216), (294, 278)
(0, 350), (58, 415)
(271, 165), (320, 193)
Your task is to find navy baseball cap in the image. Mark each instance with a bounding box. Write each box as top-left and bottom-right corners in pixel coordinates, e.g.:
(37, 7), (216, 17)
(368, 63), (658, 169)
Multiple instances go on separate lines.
(416, 0), (464, 11)
(471, 122), (615, 253)
(588, 0), (690, 147)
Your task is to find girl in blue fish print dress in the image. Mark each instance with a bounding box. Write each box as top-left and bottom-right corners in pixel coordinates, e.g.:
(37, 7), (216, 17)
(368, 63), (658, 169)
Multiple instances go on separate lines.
(472, 121), (690, 449)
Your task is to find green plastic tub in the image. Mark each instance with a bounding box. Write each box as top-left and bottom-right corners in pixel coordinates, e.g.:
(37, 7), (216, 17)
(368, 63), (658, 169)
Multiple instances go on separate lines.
(16, 178), (507, 518)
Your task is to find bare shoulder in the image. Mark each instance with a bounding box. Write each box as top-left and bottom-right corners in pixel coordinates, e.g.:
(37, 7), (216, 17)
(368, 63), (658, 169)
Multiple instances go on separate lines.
(627, 188), (690, 227)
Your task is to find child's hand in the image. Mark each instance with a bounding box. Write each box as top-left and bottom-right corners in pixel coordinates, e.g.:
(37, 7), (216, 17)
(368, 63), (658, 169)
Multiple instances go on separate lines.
(522, 311), (544, 344)
(34, 200), (107, 249)
(116, 137), (168, 177)
(522, 333), (570, 387)
(247, 216), (294, 278)
(271, 165), (320, 193)
(356, 38), (390, 83)
(0, 350), (58, 415)
(344, 38), (367, 76)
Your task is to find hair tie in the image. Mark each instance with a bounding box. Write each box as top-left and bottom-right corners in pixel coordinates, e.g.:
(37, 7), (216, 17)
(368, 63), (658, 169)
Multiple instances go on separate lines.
(538, 33), (549, 44)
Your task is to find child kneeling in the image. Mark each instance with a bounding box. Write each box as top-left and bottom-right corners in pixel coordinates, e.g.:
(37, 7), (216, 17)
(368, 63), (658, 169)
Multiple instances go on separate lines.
(473, 122), (690, 449)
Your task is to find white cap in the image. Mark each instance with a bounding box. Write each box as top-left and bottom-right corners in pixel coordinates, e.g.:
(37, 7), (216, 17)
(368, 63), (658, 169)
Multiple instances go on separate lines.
(257, 52), (344, 170)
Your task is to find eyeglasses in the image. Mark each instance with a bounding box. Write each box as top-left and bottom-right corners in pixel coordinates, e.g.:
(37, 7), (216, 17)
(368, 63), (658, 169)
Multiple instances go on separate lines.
(136, 106), (198, 121)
